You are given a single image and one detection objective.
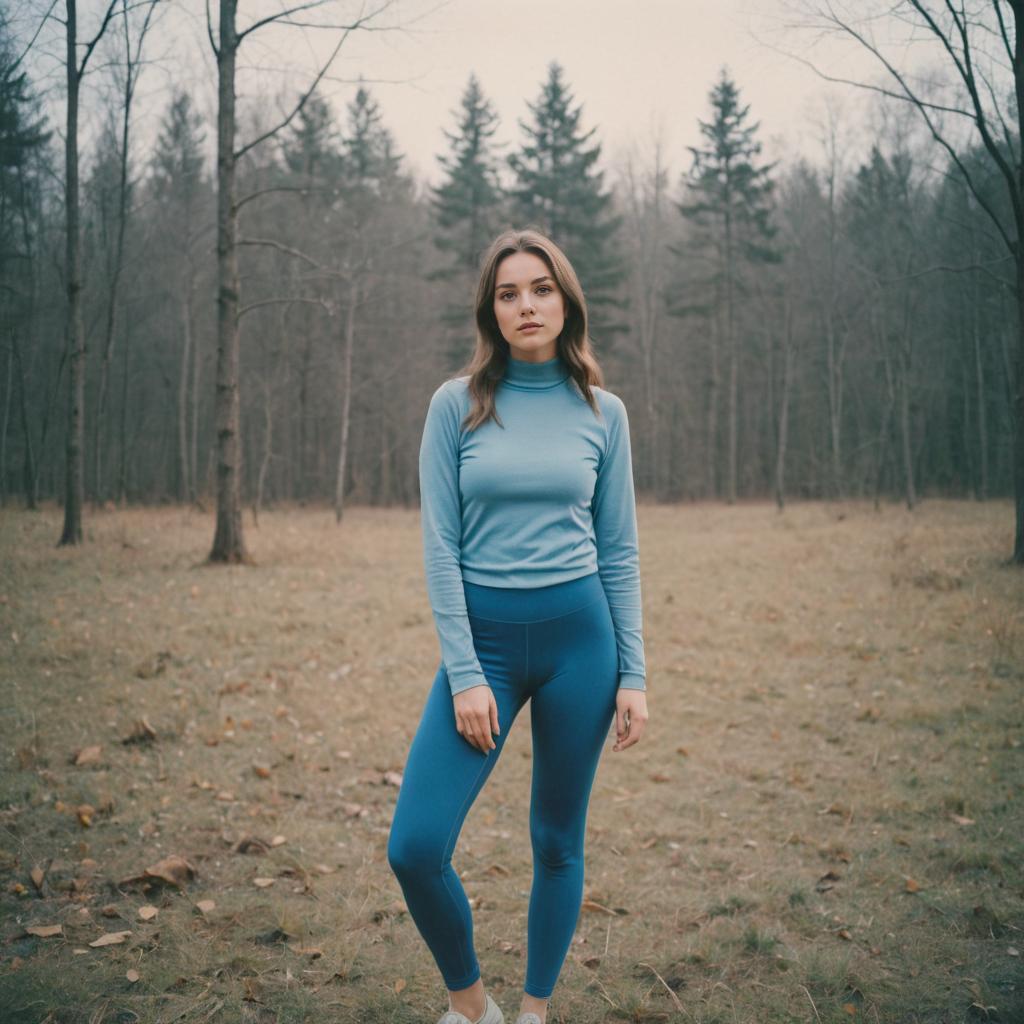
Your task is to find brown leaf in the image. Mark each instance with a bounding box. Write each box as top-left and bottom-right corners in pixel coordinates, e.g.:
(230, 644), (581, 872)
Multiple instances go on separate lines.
(126, 968), (140, 984)
(394, 978), (406, 994)
(119, 854), (196, 889)
(137, 905), (159, 921)
(26, 924), (63, 938)
(649, 772), (670, 783)
(73, 745), (102, 766)
(100, 904), (121, 918)
(122, 717), (157, 745)
(134, 651), (170, 679)
(253, 764), (272, 779)
(77, 804), (95, 827)
(89, 930), (131, 947)
(253, 877), (275, 888)
(30, 865), (46, 891)
(234, 836), (270, 855)
(580, 899), (618, 916)
(905, 877), (921, 893)
(270, 835), (287, 847)
(195, 899), (216, 915)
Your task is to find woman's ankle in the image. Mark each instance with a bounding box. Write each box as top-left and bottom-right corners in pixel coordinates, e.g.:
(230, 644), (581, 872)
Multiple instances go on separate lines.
(448, 977), (487, 1020)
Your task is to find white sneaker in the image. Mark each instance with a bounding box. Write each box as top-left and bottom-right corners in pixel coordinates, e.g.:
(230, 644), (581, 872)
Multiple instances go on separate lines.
(437, 992), (504, 1024)
(514, 1014), (543, 1024)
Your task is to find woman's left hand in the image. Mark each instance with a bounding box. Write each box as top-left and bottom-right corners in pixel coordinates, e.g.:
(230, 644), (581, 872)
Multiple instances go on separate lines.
(612, 688), (648, 752)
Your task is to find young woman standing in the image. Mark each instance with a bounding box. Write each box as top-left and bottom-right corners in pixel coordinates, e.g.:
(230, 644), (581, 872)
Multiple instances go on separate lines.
(387, 227), (649, 1024)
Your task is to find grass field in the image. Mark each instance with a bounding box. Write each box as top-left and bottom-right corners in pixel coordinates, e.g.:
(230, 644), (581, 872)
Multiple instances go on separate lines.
(0, 499), (1021, 1024)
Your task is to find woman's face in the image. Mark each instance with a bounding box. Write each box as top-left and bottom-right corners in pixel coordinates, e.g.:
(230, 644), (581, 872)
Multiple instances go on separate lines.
(492, 250), (566, 361)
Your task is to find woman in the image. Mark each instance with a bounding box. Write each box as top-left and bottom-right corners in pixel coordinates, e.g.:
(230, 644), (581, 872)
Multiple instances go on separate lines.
(387, 227), (649, 1024)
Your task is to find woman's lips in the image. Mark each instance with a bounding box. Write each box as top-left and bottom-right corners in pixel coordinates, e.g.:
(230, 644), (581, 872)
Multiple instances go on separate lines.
(518, 324), (541, 331)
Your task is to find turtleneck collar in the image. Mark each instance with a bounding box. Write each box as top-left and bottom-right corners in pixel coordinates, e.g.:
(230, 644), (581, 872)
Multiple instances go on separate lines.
(502, 353), (570, 391)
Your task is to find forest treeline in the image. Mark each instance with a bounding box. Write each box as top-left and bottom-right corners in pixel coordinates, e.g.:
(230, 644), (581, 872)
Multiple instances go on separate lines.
(0, 6), (1017, 528)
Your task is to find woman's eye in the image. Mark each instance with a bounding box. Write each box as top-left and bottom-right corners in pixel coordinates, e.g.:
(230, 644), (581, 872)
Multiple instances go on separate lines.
(499, 292), (515, 301)
(536, 285), (551, 295)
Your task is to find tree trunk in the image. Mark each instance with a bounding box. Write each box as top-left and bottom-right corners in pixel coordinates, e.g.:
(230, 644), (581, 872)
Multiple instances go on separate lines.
(209, 0), (250, 563)
(724, 203), (737, 505)
(1013, 257), (1024, 563)
(774, 293), (794, 511)
(93, 45), (133, 508)
(177, 289), (193, 502)
(59, 0), (84, 546)
(334, 277), (357, 522)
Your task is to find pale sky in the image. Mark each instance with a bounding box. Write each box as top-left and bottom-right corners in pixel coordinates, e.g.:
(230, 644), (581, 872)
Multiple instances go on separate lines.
(20, 0), (948, 190)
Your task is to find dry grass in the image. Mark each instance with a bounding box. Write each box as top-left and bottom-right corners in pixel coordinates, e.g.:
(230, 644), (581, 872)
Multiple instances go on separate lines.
(0, 498), (1021, 1024)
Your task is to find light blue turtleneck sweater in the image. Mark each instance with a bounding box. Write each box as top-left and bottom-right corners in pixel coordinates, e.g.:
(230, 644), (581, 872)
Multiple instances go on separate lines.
(418, 353), (646, 697)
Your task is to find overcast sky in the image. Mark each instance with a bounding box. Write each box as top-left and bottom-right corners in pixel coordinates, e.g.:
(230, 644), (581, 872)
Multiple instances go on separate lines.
(20, 0), (944, 189)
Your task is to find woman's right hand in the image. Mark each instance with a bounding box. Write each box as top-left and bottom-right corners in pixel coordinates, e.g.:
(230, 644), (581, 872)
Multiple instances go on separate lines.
(452, 684), (500, 754)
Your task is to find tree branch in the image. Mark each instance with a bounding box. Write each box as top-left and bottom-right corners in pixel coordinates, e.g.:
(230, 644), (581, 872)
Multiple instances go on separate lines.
(234, 184), (334, 213)
(912, 0), (1019, 220)
(237, 295), (333, 321)
(235, 0), (335, 42)
(234, 0), (397, 161)
(205, 0), (218, 57)
(78, 0), (122, 77)
(11, 0), (60, 74)
(794, 2), (1017, 257)
(238, 237), (322, 268)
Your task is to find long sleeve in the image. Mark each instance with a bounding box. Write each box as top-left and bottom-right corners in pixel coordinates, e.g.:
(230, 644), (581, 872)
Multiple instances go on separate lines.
(591, 394), (647, 691)
(418, 382), (490, 697)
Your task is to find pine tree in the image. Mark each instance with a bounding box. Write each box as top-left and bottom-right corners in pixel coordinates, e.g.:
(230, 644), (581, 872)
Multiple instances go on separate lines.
(339, 82), (402, 206)
(507, 62), (622, 336)
(676, 67), (779, 504)
(432, 72), (504, 278)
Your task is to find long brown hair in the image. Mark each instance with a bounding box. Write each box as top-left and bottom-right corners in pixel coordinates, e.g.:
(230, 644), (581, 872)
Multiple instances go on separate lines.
(455, 226), (605, 431)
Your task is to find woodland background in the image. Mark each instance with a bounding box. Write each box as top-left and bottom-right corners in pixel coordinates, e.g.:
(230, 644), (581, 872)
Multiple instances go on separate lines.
(0, 1), (1016, 529)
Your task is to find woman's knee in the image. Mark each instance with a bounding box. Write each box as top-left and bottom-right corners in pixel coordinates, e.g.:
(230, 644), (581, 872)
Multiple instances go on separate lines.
(529, 820), (583, 870)
(387, 823), (446, 878)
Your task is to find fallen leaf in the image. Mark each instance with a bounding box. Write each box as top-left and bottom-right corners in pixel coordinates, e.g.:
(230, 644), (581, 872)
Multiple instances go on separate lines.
(580, 899), (618, 916)
(73, 745), (102, 766)
(394, 978), (406, 994)
(26, 924), (63, 938)
(195, 899), (216, 915)
(77, 804), (95, 827)
(253, 764), (272, 779)
(905, 877), (921, 893)
(119, 854), (196, 889)
(950, 813), (975, 826)
(30, 865), (46, 891)
(126, 969), (140, 983)
(122, 718), (157, 745)
(253, 877), (275, 888)
(89, 930), (131, 947)
(270, 835), (287, 847)
(234, 836), (270, 855)
(137, 906), (158, 921)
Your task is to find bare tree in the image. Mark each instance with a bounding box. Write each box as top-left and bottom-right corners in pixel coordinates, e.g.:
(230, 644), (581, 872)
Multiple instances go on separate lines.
(57, 0), (120, 545)
(206, 0), (395, 564)
(782, 0), (1024, 557)
(92, 0), (159, 509)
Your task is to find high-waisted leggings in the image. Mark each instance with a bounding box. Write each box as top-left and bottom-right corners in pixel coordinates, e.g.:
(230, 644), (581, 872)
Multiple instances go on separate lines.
(386, 570), (619, 999)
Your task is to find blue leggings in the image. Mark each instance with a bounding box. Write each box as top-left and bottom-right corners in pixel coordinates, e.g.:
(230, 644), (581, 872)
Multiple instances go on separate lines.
(386, 570), (619, 999)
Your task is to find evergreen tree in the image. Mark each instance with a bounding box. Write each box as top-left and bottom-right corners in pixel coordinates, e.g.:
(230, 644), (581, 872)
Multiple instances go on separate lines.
(283, 90), (341, 183)
(432, 72), (504, 278)
(339, 81), (402, 206)
(675, 67), (779, 504)
(507, 61), (622, 336)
